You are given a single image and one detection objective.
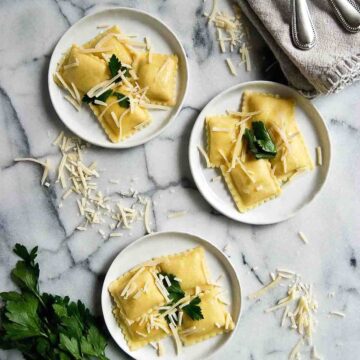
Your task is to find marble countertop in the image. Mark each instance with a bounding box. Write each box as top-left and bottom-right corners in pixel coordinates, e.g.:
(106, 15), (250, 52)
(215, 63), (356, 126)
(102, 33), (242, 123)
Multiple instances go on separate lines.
(1, 1), (359, 359)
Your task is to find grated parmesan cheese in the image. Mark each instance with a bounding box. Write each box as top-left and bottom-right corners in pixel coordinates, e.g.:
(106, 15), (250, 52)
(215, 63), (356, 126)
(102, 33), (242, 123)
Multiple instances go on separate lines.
(167, 210), (187, 219)
(64, 95), (81, 111)
(157, 341), (164, 356)
(329, 311), (345, 318)
(316, 146), (322, 166)
(289, 338), (303, 360)
(169, 323), (182, 354)
(14, 157), (50, 186)
(298, 231), (309, 244)
(225, 58), (237, 75)
(248, 276), (282, 300)
(63, 58), (79, 70)
(197, 145), (211, 168)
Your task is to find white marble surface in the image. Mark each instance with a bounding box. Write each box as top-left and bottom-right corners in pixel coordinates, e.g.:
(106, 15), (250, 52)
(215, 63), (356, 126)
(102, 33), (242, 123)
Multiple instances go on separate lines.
(1, 1), (360, 359)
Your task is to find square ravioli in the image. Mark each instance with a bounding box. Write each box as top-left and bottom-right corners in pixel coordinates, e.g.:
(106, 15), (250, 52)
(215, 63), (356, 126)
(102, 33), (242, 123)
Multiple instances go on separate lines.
(179, 286), (234, 346)
(108, 265), (166, 321)
(89, 89), (151, 142)
(159, 247), (210, 290)
(132, 52), (178, 106)
(83, 25), (135, 65)
(221, 158), (281, 212)
(56, 45), (110, 96)
(242, 91), (313, 182)
(113, 308), (169, 351)
(206, 115), (239, 168)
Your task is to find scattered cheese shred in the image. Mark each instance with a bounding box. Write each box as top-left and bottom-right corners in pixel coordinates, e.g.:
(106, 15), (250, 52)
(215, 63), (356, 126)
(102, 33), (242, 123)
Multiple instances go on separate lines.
(79, 46), (115, 53)
(329, 311), (345, 318)
(144, 199), (153, 234)
(64, 95), (81, 111)
(316, 146), (323, 166)
(63, 58), (79, 70)
(197, 145), (211, 168)
(225, 58), (237, 76)
(167, 210), (187, 219)
(14, 157), (50, 186)
(169, 323), (182, 355)
(157, 341), (164, 356)
(298, 231), (309, 244)
(289, 338), (303, 360)
(248, 276), (282, 300)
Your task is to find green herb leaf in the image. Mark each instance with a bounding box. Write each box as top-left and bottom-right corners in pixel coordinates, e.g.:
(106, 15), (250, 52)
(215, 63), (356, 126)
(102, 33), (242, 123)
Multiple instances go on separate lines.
(159, 273), (185, 304)
(182, 297), (204, 321)
(0, 244), (110, 360)
(82, 89), (113, 104)
(108, 54), (129, 79)
(113, 92), (130, 109)
(59, 333), (81, 360)
(80, 325), (108, 359)
(11, 244), (40, 298)
(252, 121), (277, 155)
(2, 293), (43, 340)
(244, 128), (258, 155)
(243, 121), (277, 160)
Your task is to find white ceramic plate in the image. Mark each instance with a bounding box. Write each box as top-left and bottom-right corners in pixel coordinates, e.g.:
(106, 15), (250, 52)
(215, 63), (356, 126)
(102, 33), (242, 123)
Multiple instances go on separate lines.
(189, 81), (331, 225)
(101, 231), (242, 360)
(48, 7), (188, 148)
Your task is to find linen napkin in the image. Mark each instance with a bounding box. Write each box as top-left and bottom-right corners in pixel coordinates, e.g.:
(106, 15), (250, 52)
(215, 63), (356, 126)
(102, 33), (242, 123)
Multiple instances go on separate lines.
(237, 0), (360, 96)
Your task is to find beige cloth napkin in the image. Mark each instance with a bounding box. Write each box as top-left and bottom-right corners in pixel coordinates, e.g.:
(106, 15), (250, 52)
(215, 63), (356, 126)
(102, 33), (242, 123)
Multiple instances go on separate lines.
(237, 0), (360, 96)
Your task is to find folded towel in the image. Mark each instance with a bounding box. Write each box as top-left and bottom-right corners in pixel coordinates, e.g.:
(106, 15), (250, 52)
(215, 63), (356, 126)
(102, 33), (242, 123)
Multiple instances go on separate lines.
(237, 0), (360, 96)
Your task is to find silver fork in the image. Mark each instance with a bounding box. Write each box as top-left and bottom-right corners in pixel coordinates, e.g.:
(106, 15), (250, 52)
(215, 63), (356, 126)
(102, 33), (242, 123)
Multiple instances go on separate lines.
(291, 0), (317, 50)
(328, 0), (360, 32)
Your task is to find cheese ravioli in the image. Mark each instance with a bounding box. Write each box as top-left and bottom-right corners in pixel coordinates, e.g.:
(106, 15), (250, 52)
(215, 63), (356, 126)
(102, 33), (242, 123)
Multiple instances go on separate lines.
(205, 115), (239, 168)
(221, 158), (281, 212)
(133, 52), (178, 106)
(89, 89), (151, 143)
(180, 286), (234, 346)
(242, 91), (313, 182)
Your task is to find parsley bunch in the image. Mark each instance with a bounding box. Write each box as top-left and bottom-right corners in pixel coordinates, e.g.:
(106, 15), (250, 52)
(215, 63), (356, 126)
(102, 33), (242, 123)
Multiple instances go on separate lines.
(244, 121), (277, 159)
(159, 272), (204, 321)
(0, 244), (109, 360)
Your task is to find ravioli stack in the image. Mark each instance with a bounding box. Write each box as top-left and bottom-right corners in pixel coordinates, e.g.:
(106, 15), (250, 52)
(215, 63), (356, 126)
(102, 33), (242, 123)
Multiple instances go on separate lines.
(108, 246), (234, 352)
(205, 92), (314, 212)
(54, 26), (178, 142)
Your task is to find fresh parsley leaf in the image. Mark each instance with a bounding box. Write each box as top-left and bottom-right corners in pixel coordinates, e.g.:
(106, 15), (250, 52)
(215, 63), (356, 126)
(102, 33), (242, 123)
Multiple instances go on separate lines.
(82, 89), (113, 104)
(244, 121), (277, 160)
(182, 296), (204, 321)
(108, 54), (129, 79)
(81, 325), (108, 360)
(244, 128), (258, 155)
(59, 333), (81, 360)
(252, 121), (277, 155)
(11, 244), (41, 305)
(2, 293), (43, 340)
(159, 272), (185, 303)
(113, 92), (130, 109)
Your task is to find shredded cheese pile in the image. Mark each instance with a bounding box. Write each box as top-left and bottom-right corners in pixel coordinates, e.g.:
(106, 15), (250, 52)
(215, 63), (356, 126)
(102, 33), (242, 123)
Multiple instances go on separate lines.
(204, 0), (252, 75)
(15, 131), (154, 239)
(248, 269), (321, 360)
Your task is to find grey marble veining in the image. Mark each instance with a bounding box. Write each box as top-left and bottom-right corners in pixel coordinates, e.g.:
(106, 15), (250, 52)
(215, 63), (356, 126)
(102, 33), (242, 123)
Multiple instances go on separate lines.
(0, 0), (360, 359)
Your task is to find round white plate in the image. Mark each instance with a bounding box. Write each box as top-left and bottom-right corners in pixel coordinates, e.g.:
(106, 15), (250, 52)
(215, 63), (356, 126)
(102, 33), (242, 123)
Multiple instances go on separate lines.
(48, 7), (188, 148)
(189, 81), (331, 225)
(101, 231), (242, 360)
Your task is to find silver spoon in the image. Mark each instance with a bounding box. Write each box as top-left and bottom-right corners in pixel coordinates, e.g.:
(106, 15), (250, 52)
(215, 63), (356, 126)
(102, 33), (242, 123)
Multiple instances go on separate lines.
(291, 0), (317, 50)
(328, 0), (360, 32)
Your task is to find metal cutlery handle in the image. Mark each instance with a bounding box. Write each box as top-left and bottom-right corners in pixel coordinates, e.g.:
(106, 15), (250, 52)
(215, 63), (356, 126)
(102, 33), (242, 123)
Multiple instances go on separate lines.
(291, 0), (317, 50)
(329, 0), (360, 32)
